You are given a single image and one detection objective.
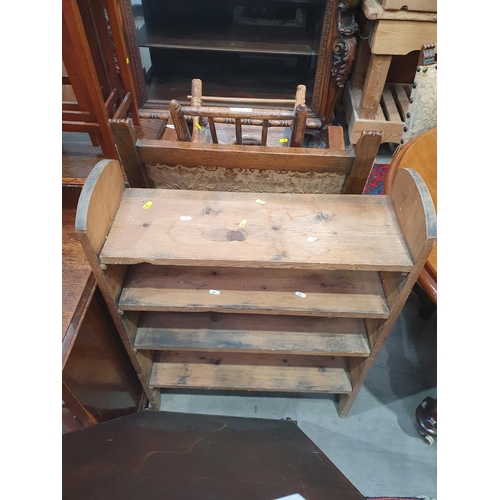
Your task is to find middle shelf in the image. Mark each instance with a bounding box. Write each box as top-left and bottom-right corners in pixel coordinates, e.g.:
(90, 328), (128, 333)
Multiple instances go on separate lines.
(119, 265), (390, 318)
(135, 311), (372, 356)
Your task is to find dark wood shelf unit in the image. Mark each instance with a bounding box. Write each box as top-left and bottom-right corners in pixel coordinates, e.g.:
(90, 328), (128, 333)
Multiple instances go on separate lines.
(143, 52), (316, 103)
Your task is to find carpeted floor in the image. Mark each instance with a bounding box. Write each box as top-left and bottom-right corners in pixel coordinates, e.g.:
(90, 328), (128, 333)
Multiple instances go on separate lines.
(363, 163), (390, 195)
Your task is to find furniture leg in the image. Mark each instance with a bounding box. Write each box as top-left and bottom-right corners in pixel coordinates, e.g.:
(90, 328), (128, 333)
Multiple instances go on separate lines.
(351, 22), (373, 89)
(359, 54), (392, 119)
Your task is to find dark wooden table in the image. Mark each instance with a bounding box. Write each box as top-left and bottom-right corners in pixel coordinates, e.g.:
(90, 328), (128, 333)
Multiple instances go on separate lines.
(62, 411), (366, 499)
(62, 185), (144, 431)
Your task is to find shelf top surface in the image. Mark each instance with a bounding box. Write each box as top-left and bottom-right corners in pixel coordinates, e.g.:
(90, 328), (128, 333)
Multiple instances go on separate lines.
(100, 189), (413, 271)
(137, 24), (319, 55)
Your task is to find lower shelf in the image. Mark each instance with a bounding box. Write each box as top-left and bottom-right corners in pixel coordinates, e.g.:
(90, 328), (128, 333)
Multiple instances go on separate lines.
(135, 312), (371, 357)
(150, 351), (353, 393)
(345, 81), (412, 144)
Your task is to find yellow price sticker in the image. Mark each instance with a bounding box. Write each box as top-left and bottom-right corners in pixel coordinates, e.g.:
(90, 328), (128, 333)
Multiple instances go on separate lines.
(279, 138), (288, 143)
(126, 57), (129, 64)
(142, 201), (153, 210)
(196, 122), (202, 130)
(239, 219), (248, 228)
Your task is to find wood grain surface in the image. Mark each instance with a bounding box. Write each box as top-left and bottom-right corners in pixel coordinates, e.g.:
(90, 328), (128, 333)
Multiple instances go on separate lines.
(100, 189), (413, 271)
(134, 312), (371, 356)
(151, 351), (352, 393)
(119, 265), (389, 318)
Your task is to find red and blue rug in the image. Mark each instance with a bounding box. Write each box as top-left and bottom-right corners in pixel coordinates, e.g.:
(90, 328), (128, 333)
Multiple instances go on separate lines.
(363, 163), (390, 195)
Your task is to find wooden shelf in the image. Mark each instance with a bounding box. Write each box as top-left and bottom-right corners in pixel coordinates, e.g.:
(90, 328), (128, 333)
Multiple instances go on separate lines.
(150, 351), (352, 393)
(119, 265), (390, 318)
(76, 160), (436, 416)
(137, 24), (319, 56)
(135, 312), (372, 356)
(100, 188), (413, 271)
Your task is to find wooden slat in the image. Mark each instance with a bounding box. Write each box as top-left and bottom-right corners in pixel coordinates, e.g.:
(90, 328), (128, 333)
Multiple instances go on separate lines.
(381, 87), (402, 122)
(104, 89), (119, 116)
(150, 352), (352, 393)
(135, 312), (371, 356)
(62, 101), (81, 111)
(62, 121), (100, 134)
(137, 140), (355, 172)
(109, 119), (151, 188)
(62, 110), (92, 122)
(119, 265), (389, 318)
(393, 83), (411, 117)
(101, 188), (412, 271)
(113, 92), (133, 119)
(327, 126), (345, 150)
(235, 118), (242, 145)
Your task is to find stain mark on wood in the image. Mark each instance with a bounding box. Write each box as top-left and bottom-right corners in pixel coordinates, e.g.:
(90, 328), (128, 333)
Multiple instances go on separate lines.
(202, 228), (245, 242)
(315, 212), (329, 222)
(271, 251), (288, 262)
(203, 207), (220, 216)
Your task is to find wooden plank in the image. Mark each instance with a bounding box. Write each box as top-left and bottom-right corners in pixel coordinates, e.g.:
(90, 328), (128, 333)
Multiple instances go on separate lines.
(161, 119), (178, 141)
(289, 103), (307, 148)
(119, 265), (389, 318)
(113, 92), (133, 119)
(364, 0), (437, 21)
(62, 110), (91, 122)
(381, 0), (437, 13)
(136, 24), (319, 56)
(381, 87), (403, 122)
(327, 126), (345, 150)
(135, 312), (371, 356)
(109, 119), (151, 188)
(100, 188), (413, 271)
(393, 83), (411, 117)
(62, 121), (100, 134)
(370, 20), (437, 56)
(150, 352), (352, 393)
(137, 140), (354, 172)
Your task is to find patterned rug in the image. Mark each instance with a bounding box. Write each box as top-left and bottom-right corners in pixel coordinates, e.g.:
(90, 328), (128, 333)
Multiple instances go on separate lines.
(363, 163), (390, 195)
